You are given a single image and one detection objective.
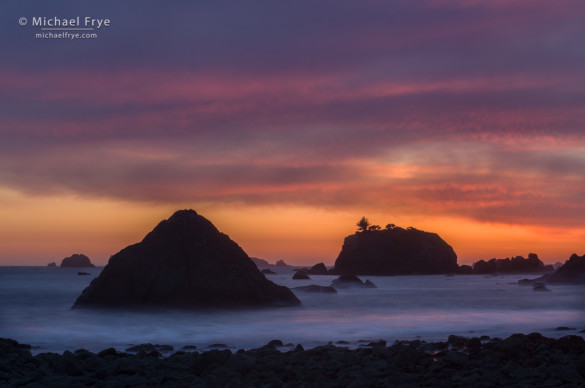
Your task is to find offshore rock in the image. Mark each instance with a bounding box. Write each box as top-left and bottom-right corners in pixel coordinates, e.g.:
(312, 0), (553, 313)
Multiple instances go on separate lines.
(532, 283), (551, 292)
(331, 274), (376, 289)
(293, 285), (337, 293)
(73, 210), (300, 308)
(60, 254), (95, 268)
(292, 271), (310, 280)
(306, 263), (328, 275)
(334, 226), (458, 275)
(472, 253), (548, 274)
(537, 254), (585, 284)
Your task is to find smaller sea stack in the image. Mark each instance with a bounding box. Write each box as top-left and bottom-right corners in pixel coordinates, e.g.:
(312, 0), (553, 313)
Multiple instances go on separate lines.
(60, 254), (95, 268)
(334, 221), (458, 275)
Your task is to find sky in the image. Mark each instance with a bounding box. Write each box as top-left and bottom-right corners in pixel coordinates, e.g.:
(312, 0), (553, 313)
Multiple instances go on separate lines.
(1, 0), (584, 266)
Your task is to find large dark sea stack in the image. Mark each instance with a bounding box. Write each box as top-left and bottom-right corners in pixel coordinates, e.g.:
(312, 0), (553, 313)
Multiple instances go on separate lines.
(334, 226), (458, 275)
(73, 210), (300, 309)
(60, 254), (95, 268)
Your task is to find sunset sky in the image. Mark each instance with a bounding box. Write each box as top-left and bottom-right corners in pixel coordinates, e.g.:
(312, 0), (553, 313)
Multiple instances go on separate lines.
(1, 1), (584, 266)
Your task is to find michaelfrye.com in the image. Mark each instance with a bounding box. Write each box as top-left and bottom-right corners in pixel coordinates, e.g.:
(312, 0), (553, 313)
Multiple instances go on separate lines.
(19, 16), (111, 40)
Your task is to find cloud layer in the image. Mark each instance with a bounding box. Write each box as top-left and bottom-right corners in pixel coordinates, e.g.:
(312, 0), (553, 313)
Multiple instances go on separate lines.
(2, 0), (585, 238)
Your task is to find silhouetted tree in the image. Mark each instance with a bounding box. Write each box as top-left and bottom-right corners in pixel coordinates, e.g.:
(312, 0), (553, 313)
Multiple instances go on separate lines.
(385, 224), (396, 230)
(356, 217), (370, 232)
(368, 225), (381, 231)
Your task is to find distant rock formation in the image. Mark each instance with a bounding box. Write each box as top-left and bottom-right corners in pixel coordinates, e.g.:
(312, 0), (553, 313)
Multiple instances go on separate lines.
(537, 254), (585, 284)
(292, 285), (337, 293)
(331, 275), (376, 289)
(47, 262), (56, 267)
(334, 225), (458, 275)
(275, 260), (289, 267)
(306, 263), (328, 275)
(472, 254), (550, 274)
(60, 254), (95, 268)
(73, 210), (300, 309)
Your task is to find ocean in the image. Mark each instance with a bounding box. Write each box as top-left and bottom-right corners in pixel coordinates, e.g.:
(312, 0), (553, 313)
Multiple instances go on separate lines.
(1, 266), (583, 354)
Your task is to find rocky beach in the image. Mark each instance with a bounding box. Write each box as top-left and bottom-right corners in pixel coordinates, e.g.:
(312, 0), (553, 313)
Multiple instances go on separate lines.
(3, 333), (585, 387)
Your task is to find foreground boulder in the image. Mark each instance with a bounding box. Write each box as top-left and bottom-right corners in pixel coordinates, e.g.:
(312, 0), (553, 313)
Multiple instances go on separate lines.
(60, 254), (95, 268)
(334, 225), (458, 275)
(73, 210), (300, 308)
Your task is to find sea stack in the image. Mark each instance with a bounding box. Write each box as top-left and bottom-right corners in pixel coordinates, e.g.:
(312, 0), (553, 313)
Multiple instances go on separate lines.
(334, 225), (458, 275)
(537, 253), (585, 284)
(73, 210), (300, 308)
(60, 254), (95, 268)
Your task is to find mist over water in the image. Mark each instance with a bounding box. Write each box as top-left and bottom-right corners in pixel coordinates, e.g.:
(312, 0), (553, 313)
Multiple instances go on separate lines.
(1, 266), (583, 354)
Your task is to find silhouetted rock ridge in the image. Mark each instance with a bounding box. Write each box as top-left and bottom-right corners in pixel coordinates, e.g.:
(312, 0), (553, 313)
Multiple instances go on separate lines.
(334, 226), (458, 275)
(73, 210), (300, 308)
(537, 254), (585, 284)
(472, 253), (550, 274)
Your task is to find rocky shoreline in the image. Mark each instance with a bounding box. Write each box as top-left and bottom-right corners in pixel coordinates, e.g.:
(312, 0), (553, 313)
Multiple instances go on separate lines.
(3, 333), (585, 387)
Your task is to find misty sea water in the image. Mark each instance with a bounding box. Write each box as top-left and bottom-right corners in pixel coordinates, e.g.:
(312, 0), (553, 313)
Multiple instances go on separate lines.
(0, 266), (583, 354)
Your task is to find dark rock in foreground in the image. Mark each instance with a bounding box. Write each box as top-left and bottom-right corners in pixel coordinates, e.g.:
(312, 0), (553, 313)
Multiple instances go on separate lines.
(73, 210), (300, 309)
(60, 254), (95, 268)
(334, 225), (458, 275)
(292, 285), (337, 293)
(260, 269), (276, 274)
(331, 274), (376, 289)
(3, 333), (585, 387)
